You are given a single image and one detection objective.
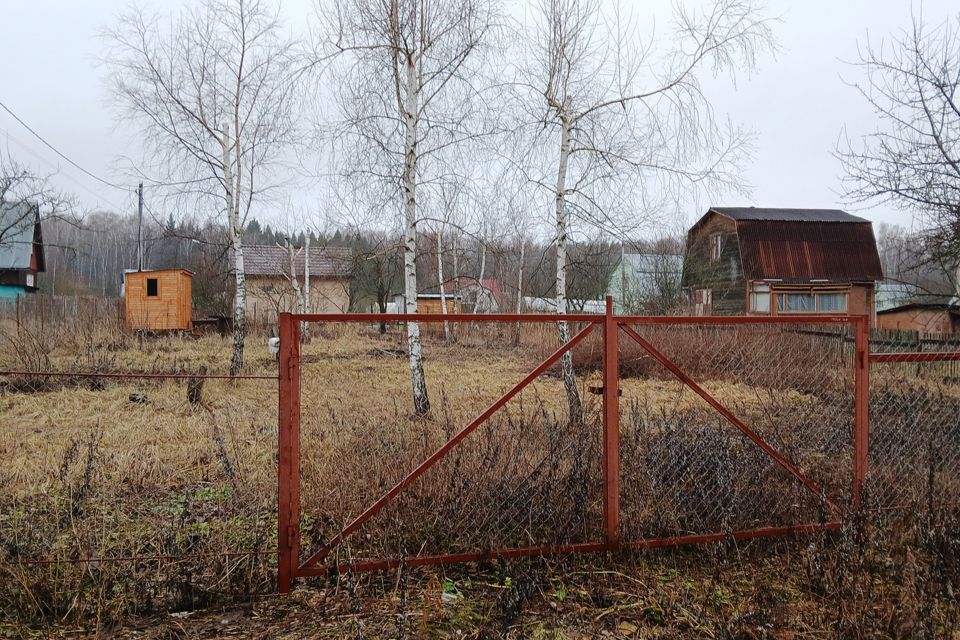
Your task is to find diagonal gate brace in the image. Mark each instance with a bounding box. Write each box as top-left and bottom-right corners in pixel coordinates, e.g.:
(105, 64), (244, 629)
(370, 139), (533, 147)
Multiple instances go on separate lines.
(299, 321), (599, 570)
(619, 323), (843, 515)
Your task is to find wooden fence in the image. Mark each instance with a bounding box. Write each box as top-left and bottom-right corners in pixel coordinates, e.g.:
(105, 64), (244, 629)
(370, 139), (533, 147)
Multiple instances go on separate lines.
(0, 295), (124, 332)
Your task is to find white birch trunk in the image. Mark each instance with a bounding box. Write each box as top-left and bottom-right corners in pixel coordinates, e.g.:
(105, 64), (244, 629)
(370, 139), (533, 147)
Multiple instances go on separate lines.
(555, 112), (582, 425)
(436, 229), (450, 340)
(224, 123), (246, 376)
(515, 238), (525, 345)
(287, 240), (304, 314)
(478, 225), (487, 284)
(402, 57), (430, 416)
(303, 233), (311, 340)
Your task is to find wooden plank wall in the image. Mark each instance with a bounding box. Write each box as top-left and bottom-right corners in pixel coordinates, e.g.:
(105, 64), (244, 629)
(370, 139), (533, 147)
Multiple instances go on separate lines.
(125, 270), (192, 330)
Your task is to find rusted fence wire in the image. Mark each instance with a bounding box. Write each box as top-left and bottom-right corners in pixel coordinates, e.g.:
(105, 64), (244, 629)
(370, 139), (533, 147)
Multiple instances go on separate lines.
(0, 351), (280, 619)
(2, 300), (960, 616)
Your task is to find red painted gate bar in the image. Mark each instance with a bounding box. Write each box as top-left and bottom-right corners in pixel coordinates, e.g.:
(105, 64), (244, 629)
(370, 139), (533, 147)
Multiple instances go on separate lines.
(602, 297), (620, 549)
(277, 313), (301, 594)
(276, 301), (879, 593)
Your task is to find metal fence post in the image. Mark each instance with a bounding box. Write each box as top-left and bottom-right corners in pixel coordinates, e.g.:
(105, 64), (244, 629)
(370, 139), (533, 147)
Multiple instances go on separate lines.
(278, 312), (301, 593)
(853, 315), (870, 512)
(602, 296), (620, 549)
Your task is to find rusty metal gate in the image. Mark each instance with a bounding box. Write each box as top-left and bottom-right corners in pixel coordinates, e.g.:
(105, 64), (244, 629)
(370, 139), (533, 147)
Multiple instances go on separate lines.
(277, 300), (871, 593)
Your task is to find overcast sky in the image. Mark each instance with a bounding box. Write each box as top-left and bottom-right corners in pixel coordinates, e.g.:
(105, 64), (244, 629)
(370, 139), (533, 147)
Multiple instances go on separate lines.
(1, 0), (956, 234)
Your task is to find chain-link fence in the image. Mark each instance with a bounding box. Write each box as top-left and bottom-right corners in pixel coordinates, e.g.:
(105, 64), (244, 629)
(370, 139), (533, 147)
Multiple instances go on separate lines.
(3, 299), (959, 618)
(868, 339), (960, 512)
(0, 310), (279, 622)
(284, 314), (606, 583)
(615, 320), (857, 544)
(280, 311), (877, 589)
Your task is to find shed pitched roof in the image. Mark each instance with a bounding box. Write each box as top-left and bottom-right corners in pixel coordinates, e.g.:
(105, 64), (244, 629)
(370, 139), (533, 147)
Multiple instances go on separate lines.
(0, 201), (43, 271)
(241, 244), (351, 278)
(621, 253), (684, 275)
(691, 207), (883, 282)
(736, 219), (883, 282)
(877, 302), (960, 315)
(710, 207), (869, 223)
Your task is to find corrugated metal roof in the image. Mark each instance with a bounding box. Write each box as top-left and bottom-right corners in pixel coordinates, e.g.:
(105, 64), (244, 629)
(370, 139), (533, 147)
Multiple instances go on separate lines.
(241, 244), (351, 278)
(0, 201), (41, 270)
(736, 220), (883, 282)
(711, 207), (869, 223)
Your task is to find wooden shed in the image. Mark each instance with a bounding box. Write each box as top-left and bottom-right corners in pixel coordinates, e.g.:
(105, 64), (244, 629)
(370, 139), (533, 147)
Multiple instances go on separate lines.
(124, 268), (193, 331)
(416, 293), (462, 315)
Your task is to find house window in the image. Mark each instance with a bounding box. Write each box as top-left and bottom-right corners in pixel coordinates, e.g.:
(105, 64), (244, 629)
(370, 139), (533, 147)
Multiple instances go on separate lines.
(779, 293), (815, 312)
(817, 293), (848, 312)
(146, 278), (158, 297)
(25, 274), (35, 288)
(709, 233), (722, 263)
(775, 291), (848, 313)
(750, 283), (770, 313)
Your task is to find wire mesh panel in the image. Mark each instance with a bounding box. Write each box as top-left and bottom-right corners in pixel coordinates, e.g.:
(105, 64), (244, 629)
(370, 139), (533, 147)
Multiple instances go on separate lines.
(868, 342), (960, 512)
(0, 312), (279, 620)
(614, 320), (856, 542)
(291, 316), (604, 575)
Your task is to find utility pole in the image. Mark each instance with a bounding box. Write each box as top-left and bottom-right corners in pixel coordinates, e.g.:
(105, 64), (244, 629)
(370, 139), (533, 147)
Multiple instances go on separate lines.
(137, 182), (144, 271)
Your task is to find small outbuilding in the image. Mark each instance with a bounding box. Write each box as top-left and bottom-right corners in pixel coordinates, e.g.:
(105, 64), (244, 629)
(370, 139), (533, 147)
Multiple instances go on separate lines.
(124, 268), (193, 331)
(876, 303), (960, 334)
(442, 277), (504, 313)
(608, 253), (684, 313)
(416, 293), (462, 315)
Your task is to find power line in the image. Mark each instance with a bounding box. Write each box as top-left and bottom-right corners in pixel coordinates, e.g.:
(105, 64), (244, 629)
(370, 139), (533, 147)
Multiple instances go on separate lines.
(0, 99), (219, 195)
(0, 125), (131, 213)
(0, 98), (128, 191)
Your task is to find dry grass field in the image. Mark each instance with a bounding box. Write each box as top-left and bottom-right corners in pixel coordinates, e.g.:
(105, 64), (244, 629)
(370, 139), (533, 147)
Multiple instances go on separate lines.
(1, 315), (959, 637)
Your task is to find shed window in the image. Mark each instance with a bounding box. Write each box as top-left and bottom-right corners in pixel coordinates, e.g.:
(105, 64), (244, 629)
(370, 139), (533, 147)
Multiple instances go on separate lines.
(709, 233), (722, 263)
(146, 278), (158, 297)
(750, 283), (770, 313)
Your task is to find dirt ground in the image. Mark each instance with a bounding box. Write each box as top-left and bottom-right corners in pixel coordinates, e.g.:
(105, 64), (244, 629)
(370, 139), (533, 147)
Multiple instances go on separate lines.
(6, 538), (960, 639)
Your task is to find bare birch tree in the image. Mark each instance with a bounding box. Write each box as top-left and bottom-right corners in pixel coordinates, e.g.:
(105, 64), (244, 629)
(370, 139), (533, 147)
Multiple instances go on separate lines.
(104, 0), (300, 374)
(837, 10), (960, 296)
(520, 0), (774, 424)
(316, 0), (501, 416)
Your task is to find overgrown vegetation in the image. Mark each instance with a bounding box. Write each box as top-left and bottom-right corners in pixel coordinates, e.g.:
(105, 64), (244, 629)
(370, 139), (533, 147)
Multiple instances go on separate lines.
(1, 313), (959, 636)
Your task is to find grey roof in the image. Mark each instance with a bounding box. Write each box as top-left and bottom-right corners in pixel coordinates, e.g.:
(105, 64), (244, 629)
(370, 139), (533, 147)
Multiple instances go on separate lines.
(0, 201), (40, 270)
(875, 281), (956, 312)
(241, 244), (352, 278)
(622, 253), (684, 274)
(710, 207), (870, 223)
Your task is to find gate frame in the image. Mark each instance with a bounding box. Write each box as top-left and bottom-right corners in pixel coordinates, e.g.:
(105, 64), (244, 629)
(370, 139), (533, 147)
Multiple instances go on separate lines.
(277, 301), (869, 593)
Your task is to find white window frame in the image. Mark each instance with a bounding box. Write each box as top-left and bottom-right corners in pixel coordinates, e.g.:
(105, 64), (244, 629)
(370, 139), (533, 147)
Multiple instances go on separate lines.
(749, 282), (771, 314)
(709, 233), (722, 263)
(774, 290), (849, 314)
